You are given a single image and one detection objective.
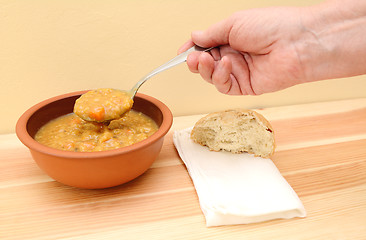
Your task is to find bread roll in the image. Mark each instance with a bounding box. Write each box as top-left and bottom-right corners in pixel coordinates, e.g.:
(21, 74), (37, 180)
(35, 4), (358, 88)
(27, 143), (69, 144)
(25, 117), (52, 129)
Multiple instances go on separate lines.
(191, 109), (275, 158)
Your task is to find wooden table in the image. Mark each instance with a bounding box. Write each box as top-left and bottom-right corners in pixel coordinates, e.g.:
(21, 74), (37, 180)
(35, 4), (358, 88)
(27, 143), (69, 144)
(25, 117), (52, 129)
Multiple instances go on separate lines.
(1, 98), (366, 239)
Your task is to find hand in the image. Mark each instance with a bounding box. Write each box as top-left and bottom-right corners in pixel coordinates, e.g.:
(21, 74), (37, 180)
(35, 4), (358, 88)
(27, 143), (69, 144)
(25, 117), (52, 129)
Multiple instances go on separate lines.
(179, 1), (366, 95)
(179, 7), (306, 95)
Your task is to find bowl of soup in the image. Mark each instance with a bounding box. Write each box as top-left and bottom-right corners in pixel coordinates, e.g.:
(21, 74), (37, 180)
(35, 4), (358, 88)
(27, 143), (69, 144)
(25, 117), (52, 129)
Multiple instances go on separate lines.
(16, 90), (173, 189)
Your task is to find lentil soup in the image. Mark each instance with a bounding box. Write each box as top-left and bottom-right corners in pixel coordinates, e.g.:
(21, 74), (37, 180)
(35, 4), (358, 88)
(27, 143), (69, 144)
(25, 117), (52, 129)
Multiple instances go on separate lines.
(74, 88), (134, 122)
(35, 110), (158, 152)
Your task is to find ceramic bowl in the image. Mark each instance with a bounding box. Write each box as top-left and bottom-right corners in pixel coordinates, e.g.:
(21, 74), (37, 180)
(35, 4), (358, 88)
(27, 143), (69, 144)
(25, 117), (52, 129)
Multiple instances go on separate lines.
(16, 91), (173, 189)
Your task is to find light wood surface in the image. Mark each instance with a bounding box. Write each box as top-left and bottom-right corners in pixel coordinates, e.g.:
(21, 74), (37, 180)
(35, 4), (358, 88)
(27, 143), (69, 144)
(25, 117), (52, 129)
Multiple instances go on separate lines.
(1, 98), (366, 240)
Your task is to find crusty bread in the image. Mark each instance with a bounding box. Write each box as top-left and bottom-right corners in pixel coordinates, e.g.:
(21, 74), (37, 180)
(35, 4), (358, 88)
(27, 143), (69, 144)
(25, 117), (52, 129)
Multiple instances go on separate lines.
(190, 109), (275, 158)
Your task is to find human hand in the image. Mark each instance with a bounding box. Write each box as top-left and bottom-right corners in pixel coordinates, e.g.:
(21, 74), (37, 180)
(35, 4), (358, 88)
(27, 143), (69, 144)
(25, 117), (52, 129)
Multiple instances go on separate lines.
(179, 1), (366, 95)
(179, 7), (307, 95)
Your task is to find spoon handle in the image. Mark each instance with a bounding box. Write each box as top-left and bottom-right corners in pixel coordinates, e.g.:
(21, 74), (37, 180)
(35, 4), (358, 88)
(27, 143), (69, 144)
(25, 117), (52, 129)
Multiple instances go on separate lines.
(130, 45), (214, 98)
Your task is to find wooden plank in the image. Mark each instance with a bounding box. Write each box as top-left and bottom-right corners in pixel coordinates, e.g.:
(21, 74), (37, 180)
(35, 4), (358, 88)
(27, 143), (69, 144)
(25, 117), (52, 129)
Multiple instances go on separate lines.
(0, 98), (366, 239)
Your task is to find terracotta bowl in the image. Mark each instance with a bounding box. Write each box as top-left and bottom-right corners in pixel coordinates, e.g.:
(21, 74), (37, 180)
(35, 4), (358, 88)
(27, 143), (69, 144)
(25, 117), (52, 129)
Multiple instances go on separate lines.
(16, 91), (173, 189)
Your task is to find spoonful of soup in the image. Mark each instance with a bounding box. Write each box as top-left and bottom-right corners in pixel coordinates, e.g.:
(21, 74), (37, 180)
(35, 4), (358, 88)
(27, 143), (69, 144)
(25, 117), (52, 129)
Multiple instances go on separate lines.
(74, 88), (133, 122)
(74, 45), (213, 122)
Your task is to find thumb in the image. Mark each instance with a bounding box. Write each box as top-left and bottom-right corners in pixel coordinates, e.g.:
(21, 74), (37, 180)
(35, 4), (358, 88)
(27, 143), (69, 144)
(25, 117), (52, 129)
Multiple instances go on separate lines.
(191, 16), (235, 48)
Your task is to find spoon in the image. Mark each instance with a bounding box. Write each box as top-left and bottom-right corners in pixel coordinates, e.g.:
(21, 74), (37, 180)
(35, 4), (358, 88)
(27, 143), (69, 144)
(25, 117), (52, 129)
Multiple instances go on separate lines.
(129, 45), (214, 99)
(74, 45), (213, 122)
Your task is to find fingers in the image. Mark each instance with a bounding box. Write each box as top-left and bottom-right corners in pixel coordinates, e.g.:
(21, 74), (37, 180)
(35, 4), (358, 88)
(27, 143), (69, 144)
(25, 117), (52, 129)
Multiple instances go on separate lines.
(197, 52), (215, 83)
(186, 51), (200, 73)
(210, 48), (221, 61)
(186, 51), (216, 76)
(186, 46), (252, 96)
(177, 40), (195, 54)
(211, 56), (233, 94)
(187, 51), (218, 84)
(188, 52), (239, 95)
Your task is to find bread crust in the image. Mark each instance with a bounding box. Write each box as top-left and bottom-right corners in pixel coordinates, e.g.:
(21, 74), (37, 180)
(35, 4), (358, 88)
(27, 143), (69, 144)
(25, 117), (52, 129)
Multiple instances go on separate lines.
(191, 109), (276, 157)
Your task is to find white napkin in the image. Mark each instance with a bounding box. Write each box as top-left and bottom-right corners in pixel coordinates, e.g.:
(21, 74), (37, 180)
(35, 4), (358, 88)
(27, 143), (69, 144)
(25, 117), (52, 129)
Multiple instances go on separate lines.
(173, 127), (306, 227)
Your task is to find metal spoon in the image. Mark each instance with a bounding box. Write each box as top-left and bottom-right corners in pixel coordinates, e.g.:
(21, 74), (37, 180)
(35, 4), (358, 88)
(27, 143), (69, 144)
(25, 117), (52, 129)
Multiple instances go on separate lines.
(74, 45), (213, 122)
(129, 45), (213, 98)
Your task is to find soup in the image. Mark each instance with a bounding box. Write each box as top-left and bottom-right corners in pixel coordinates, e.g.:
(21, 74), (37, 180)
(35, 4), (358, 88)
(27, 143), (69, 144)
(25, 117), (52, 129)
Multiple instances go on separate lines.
(35, 110), (158, 152)
(74, 88), (133, 122)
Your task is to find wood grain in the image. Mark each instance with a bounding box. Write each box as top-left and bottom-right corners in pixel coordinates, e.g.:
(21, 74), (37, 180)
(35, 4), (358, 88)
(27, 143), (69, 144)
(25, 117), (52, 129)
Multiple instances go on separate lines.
(1, 98), (366, 240)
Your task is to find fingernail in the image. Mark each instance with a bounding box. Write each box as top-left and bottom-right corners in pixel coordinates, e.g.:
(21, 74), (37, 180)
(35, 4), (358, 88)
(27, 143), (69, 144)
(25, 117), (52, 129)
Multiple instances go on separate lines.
(219, 56), (227, 68)
(217, 56), (231, 74)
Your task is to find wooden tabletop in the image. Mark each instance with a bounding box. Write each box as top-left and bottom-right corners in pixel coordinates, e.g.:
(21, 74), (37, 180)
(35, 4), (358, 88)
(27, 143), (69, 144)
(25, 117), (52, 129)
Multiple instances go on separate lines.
(1, 98), (366, 240)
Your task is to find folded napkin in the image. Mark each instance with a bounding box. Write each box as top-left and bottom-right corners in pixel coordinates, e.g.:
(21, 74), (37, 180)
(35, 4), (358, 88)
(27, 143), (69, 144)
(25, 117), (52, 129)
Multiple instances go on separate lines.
(173, 127), (306, 227)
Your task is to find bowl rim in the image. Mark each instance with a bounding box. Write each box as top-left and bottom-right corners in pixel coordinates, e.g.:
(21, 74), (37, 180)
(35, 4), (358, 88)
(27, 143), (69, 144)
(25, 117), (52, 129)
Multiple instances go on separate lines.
(15, 90), (173, 159)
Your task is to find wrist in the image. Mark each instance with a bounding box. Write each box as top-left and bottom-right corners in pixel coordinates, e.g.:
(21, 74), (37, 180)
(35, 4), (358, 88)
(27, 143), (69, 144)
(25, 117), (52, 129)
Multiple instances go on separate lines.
(295, 0), (366, 82)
